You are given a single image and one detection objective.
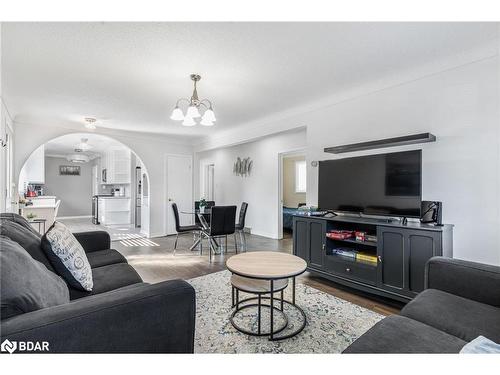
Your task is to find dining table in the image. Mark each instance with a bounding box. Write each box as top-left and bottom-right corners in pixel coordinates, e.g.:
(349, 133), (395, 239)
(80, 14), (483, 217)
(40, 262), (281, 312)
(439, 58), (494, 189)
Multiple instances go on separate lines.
(180, 208), (216, 251)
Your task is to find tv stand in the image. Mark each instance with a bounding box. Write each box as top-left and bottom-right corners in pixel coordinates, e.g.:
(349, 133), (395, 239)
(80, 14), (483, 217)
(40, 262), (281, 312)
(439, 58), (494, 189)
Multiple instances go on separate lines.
(293, 215), (453, 302)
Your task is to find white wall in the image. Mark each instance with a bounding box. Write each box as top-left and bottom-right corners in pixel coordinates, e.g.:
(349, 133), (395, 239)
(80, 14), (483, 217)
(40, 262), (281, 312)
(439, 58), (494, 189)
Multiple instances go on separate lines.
(44, 156), (93, 217)
(195, 128), (306, 239)
(196, 56), (500, 265)
(13, 123), (193, 237)
(305, 57), (499, 266)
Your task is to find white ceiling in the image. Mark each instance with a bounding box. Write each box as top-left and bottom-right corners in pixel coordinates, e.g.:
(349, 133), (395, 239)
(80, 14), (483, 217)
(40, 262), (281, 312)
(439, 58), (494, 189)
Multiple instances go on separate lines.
(44, 133), (127, 159)
(3, 22), (498, 142)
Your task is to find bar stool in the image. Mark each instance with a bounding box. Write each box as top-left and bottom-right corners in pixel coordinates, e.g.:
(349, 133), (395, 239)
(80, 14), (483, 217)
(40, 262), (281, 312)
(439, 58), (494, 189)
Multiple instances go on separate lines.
(230, 274), (289, 337)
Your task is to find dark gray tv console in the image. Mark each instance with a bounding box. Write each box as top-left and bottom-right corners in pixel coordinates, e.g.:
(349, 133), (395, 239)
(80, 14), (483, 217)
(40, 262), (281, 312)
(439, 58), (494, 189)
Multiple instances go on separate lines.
(293, 215), (453, 302)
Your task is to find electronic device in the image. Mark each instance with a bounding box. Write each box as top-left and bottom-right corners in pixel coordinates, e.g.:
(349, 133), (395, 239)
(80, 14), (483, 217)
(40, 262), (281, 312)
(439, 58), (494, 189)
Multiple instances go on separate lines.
(420, 201), (442, 226)
(309, 210), (337, 217)
(318, 150), (422, 218)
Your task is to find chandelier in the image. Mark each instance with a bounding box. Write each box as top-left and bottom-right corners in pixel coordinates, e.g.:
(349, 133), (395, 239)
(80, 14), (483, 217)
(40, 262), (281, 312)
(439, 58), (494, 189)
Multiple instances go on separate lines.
(170, 74), (216, 126)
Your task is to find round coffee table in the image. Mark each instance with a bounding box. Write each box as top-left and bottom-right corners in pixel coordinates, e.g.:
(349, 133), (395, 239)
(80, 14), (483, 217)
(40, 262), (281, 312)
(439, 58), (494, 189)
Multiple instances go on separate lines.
(226, 251), (307, 341)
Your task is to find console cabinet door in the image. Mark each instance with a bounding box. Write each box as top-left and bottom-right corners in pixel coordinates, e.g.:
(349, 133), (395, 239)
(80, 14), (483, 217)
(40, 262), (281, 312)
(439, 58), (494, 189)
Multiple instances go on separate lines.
(293, 218), (309, 261)
(377, 228), (407, 294)
(293, 217), (326, 269)
(308, 219), (326, 269)
(406, 230), (442, 293)
(378, 227), (443, 297)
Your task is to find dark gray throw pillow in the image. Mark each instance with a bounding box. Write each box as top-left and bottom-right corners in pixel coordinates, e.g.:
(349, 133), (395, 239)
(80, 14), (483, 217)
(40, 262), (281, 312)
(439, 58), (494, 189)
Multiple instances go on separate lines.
(0, 220), (56, 272)
(0, 236), (69, 320)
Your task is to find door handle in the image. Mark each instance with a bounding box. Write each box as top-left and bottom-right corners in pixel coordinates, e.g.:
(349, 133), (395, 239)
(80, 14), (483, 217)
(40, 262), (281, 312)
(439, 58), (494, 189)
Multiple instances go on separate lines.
(377, 256), (382, 263)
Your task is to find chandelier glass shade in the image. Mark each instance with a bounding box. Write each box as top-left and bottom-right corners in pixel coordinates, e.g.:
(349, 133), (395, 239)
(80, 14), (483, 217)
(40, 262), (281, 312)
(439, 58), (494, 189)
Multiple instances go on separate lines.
(170, 74), (216, 126)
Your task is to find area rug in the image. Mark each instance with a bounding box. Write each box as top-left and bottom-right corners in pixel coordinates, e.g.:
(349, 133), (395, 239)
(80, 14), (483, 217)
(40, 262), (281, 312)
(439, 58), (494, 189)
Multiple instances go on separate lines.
(188, 270), (384, 353)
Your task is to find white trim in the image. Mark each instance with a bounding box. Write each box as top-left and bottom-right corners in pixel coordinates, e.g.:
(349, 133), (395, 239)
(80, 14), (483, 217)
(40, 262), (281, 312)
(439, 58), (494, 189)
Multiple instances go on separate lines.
(277, 147), (307, 240)
(164, 153), (194, 236)
(56, 215), (93, 220)
(249, 229), (277, 240)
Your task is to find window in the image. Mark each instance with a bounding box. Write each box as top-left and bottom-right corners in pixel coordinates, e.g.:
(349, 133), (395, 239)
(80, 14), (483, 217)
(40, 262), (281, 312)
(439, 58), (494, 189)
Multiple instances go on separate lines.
(295, 160), (307, 193)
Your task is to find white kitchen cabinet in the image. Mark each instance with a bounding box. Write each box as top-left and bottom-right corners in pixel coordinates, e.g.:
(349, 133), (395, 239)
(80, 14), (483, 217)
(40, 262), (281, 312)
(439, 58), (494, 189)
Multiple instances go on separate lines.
(98, 197), (131, 225)
(100, 148), (131, 184)
(23, 145), (45, 184)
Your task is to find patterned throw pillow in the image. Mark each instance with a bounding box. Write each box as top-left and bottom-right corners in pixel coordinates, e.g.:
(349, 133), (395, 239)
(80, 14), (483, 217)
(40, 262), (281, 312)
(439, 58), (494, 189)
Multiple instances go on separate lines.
(41, 222), (93, 291)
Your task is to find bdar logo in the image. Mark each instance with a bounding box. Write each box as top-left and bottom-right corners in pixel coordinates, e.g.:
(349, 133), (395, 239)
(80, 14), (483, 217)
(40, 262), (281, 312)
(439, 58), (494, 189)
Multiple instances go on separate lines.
(1, 339), (17, 354)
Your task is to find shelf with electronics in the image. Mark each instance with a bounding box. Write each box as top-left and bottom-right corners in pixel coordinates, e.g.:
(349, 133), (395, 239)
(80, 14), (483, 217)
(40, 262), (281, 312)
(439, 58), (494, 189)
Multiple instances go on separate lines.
(293, 214), (453, 302)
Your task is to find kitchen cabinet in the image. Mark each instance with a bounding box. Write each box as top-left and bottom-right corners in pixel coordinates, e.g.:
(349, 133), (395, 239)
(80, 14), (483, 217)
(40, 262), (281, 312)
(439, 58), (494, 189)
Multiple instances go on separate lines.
(23, 145), (45, 184)
(98, 197), (131, 225)
(100, 148), (131, 184)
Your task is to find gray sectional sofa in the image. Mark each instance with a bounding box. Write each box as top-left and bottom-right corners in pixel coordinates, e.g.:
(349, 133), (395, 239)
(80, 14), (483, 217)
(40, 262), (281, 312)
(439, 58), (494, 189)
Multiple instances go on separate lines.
(0, 213), (196, 353)
(344, 256), (500, 353)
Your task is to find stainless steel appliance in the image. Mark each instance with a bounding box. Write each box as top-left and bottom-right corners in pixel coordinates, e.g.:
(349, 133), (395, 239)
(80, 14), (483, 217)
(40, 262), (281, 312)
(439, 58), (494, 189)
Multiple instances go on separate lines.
(135, 167), (142, 228)
(92, 195), (100, 224)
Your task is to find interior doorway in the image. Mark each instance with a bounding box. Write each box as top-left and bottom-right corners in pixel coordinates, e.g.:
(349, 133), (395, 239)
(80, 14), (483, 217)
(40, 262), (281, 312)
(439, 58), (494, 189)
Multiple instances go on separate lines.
(278, 149), (307, 239)
(203, 163), (215, 201)
(165, 154), (193, 235)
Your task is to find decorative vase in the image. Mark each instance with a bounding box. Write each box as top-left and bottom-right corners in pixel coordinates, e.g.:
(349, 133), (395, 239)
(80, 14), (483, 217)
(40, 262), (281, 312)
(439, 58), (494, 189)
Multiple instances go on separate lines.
(199, 206), (205, 214)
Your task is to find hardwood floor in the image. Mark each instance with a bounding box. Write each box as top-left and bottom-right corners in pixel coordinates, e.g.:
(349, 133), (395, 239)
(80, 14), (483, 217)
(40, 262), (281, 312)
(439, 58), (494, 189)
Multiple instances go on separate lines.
(114, 231), (403, 316)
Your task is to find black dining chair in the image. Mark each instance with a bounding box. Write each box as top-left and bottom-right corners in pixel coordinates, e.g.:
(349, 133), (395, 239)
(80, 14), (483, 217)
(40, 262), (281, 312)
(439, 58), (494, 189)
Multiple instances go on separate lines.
(172, 203), (202, 253)
(235, 202), (248, 251)
(200, 205), (237, 262)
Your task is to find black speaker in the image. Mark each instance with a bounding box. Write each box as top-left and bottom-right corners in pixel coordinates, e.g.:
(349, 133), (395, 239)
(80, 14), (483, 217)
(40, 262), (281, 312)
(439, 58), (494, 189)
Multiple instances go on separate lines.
(420, 201), (442, 225)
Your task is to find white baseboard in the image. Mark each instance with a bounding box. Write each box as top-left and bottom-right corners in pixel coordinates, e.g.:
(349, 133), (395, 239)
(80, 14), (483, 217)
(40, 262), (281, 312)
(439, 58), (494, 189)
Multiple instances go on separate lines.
(249, 229), (278, 239)
(57, 215), (93, 220)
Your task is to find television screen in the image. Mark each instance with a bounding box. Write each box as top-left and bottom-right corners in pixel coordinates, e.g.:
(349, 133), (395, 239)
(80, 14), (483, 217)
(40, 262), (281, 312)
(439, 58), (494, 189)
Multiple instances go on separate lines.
(318, 150), (422, 217)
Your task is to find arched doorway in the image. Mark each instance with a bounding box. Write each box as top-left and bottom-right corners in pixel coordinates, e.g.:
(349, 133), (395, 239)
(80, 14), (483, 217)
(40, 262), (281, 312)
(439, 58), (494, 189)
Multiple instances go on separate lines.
(17, 133), (151, 239)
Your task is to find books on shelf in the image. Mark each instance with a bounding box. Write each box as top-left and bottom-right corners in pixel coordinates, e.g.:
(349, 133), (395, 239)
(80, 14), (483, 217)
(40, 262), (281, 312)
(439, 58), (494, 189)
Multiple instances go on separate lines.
(330, 248), (378, 264)
(326, 230), (354, 240)
(331, 248), (357, 258)
(356, 252), (378, 263)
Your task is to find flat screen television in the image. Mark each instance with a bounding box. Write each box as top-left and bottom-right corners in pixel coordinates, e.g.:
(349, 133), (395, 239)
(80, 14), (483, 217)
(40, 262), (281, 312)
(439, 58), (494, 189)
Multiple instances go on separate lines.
(318, 150), (422, 218)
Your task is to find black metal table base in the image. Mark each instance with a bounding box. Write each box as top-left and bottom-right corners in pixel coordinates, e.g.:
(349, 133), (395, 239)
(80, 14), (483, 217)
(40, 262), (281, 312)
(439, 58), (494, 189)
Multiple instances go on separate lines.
(230, 278), (307, 341)
(230, 296), (289, 337)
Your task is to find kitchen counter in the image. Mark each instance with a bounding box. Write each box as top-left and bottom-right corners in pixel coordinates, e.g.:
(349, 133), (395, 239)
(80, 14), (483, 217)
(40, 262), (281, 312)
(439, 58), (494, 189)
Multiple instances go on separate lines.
(98, 196), (130, 199)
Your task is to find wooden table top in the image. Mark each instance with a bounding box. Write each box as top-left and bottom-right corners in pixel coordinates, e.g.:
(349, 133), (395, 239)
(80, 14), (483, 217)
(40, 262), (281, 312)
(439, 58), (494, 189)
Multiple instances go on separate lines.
(226, 251), (307, 279)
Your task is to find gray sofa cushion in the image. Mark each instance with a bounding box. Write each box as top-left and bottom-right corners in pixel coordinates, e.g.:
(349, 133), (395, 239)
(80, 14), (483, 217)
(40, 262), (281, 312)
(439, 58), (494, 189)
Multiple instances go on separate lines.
(343, 315), (466, 353)
(68, 263), (143, 300)
(401, 289), (500, 343)
(0, 213), (42, 238)
(0, 220), (56, 272)
(1, 236), (69, 320)
(86, 249), (127, 268)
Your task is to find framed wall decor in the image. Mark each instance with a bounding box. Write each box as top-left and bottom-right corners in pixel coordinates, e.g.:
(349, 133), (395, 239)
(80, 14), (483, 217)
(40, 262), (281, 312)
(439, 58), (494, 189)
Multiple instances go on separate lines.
(59, 165), (81, 176)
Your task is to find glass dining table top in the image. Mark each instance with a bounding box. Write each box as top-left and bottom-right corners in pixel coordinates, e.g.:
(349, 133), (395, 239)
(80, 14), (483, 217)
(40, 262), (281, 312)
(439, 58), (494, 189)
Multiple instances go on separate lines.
(180, 208), (211, 215)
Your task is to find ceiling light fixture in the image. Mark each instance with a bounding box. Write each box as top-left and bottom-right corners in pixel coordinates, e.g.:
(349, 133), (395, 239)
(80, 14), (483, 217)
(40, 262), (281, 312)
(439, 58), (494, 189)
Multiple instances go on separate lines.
(66, 153), (90, 163)
(84, 117), (97, 130)
(74, 138), (93, 152)
(170, 74), (216, 126)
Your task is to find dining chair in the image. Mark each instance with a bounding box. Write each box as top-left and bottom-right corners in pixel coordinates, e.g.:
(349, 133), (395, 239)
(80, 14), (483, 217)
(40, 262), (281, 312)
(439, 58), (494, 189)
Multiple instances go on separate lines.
(235, 202), (248, 251)
(200, 205), (237, 262)
(172, 203), (202, 254)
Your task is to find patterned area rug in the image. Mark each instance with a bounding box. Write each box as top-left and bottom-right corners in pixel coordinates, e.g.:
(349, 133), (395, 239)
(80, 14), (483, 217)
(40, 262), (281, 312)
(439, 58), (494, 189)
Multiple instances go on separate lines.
(188, 270), (383, 353)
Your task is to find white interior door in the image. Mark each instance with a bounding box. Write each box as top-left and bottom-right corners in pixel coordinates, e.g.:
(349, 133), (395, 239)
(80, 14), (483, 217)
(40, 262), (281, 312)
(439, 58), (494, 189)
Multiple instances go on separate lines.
(166, 155), (193, 235)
